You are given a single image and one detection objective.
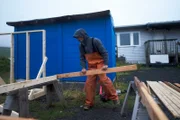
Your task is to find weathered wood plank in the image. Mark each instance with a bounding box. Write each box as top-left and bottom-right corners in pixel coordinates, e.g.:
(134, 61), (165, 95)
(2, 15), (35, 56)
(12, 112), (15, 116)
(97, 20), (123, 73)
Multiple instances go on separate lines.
(46, 84), (54, 107)
(0, 65), (137, 95)
(147, 81), (180, 118)
(159, 81), (180, 100)
(150, 82), (179, 117)
(0, 116), (35, 120)
(0, 75), (57, 94)
(134, 77), (168, 120)
(57, 65), (137, 79)
(164, 81), (180, 93)
(18, 88), (29, 118)
(174, 83), (180, 88)
(53, 81), (64, 102)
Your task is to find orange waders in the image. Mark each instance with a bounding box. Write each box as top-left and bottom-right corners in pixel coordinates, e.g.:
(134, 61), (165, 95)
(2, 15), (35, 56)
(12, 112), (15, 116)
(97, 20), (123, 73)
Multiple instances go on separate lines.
(84, 52), (118, 106)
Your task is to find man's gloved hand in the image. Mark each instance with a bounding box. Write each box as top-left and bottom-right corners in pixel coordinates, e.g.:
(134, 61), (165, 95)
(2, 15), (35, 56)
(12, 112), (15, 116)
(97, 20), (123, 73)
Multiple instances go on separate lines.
(81, 68), (86, 74)
(102, 65), (108, 71)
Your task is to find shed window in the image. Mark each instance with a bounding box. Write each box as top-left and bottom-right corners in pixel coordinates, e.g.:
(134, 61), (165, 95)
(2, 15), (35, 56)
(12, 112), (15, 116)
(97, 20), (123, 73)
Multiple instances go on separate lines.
(119, 32), (140, 46)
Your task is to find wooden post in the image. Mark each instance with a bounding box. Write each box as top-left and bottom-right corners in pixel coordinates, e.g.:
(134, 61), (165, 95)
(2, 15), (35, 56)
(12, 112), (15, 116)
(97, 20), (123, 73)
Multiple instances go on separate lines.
(53, 81), (64, 101)
(46, 84), (54, 107)
(18, 88), (29, 118)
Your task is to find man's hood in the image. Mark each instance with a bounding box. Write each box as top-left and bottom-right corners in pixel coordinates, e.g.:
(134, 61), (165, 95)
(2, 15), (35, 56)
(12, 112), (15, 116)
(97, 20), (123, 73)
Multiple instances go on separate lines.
(73, 28), (89, 40)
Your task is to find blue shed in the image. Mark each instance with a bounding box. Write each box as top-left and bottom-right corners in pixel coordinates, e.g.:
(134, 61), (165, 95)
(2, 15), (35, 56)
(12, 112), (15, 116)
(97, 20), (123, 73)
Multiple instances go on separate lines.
(7, 10), (116, 82)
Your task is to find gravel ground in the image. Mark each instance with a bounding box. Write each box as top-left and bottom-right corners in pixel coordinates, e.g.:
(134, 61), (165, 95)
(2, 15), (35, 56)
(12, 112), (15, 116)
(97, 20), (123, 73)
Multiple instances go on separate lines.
(118, 66), (180, 83)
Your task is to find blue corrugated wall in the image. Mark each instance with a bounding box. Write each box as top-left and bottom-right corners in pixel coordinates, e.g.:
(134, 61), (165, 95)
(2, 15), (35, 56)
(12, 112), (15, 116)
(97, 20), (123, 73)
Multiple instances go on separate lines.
(14, 16), (116, 82)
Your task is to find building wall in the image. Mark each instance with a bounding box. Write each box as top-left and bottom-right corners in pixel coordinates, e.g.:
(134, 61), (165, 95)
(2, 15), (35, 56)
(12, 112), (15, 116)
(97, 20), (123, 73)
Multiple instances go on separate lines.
(116, 28), (180, 63)
(14, 17), (116, 82)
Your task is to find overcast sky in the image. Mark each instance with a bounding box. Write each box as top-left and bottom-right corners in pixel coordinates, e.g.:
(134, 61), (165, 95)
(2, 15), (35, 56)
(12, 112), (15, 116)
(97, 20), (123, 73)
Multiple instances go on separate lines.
(0, 0), (180, 47)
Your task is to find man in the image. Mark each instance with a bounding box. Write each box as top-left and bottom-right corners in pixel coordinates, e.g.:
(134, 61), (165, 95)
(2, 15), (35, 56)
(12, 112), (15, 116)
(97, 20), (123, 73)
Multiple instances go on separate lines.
(73, 28), (119, 110)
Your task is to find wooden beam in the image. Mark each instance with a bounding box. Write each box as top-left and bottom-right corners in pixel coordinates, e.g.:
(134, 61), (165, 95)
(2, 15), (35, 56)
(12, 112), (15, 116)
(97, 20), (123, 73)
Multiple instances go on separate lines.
(0, 65), (137, 94)
(0, 75), (57, 94)
(174, 83), (180, 88)
(0, 116), (35, 120)
(57, 64), (137, 79)
(134, 77), (168, 120)
(164, 81), (180, 93)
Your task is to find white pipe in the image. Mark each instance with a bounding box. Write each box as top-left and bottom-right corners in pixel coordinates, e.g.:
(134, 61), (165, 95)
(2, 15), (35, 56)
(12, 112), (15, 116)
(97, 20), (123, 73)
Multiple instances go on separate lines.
(26, 32), (30, 80)
(29, 56), (48, 100)
(42, 30), (47, 91)
(0, 30), (45, 36)
(36, 57), (48, 79)
(10, 34), (14, 83)
(42, 30), (46, 77)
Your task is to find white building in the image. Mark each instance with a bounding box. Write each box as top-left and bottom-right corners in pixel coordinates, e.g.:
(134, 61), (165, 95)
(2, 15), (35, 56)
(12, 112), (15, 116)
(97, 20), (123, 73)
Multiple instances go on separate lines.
(115, 20), (180, 65)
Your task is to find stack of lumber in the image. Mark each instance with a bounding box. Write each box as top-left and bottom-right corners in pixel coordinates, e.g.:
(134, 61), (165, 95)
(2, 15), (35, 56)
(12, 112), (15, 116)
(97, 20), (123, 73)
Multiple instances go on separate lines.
(147, 81), (180, 118)
(134, 77), (168, 120)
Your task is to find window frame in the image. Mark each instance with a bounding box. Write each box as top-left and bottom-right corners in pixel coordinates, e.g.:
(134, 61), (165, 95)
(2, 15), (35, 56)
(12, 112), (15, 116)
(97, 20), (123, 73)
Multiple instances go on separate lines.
(116, 31), (141, 47)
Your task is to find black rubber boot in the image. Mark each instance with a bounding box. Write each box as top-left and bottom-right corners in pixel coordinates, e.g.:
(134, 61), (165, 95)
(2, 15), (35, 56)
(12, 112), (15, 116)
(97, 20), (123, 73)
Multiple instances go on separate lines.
(2, 109), (12, 116)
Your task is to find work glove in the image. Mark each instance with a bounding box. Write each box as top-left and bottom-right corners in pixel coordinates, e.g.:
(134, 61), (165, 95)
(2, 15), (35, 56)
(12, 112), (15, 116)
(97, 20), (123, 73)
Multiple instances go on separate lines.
(102, 65), (108, 71)
(81, 68), (86, 74)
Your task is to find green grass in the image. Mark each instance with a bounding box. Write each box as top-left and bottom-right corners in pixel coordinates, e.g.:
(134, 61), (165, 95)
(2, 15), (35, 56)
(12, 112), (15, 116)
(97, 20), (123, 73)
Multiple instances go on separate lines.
(0, 57), (10, 84)
(0, 47), (10, 58)
(29, 89), (85, 120)
(29, 100), (75, 120)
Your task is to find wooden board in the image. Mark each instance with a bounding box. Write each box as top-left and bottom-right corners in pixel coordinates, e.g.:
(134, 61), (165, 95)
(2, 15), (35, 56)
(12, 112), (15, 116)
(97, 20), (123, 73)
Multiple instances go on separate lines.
(174, 83), (180, 88)
(57, 65), (137, 78)
(0, 75), (57, 94)
(147, 81), (180, 118)
(134, 77), (168, 120)
(0, 65), (137, 94)
(0, 116), (35, 120)
(164, 81), (180, 93)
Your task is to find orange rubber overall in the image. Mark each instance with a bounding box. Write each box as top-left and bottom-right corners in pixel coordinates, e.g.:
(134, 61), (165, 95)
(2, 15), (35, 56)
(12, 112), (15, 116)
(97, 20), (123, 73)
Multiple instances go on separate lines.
(84, 52), (118, 106)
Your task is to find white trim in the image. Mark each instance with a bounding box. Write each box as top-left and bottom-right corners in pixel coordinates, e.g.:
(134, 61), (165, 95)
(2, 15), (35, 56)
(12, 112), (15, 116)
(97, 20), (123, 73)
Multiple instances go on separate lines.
(116, 31), (141, 47)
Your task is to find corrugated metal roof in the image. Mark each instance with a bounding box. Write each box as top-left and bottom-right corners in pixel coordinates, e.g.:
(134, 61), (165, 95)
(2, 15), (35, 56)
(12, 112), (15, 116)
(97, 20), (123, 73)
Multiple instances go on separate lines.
(7, 10), (110, 27)
(115, 20), (180, 30)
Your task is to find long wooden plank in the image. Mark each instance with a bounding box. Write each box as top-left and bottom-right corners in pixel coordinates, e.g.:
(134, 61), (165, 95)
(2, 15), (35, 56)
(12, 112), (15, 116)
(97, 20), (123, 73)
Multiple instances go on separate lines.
(0, 75), (57, 94)
(147, 81), (180, 118)
(174, 83), (180, 88)
(0, 65), (137, 94)
(0, 116), (35, 120)
(134, 77), (168, 120)
(164, 81), (180, 93)
(57, 65), (137, 78)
